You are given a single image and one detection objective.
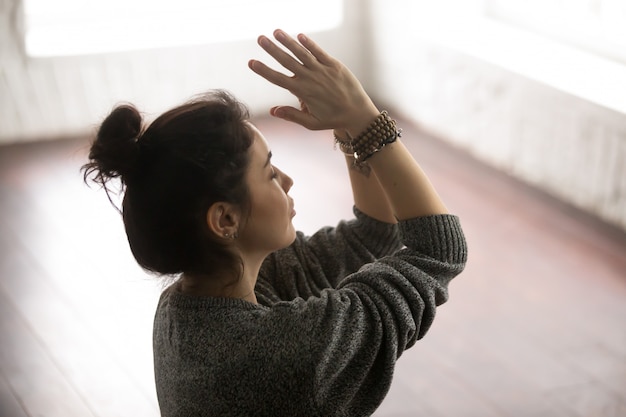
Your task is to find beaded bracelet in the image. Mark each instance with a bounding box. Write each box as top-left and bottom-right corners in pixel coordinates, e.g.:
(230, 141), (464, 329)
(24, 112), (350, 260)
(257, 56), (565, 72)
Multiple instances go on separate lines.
(350, 111), (401, 165)
(334, 111), (401, 169)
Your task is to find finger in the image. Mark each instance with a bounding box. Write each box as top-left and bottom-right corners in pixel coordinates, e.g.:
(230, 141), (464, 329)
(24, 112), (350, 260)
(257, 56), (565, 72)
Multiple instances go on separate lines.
(248, 59), (294, 91)
(257, 35), (303, 75)
(273, 29), (317, 68)
(270, 106), (324, 130)
(296, 33), (336, 66)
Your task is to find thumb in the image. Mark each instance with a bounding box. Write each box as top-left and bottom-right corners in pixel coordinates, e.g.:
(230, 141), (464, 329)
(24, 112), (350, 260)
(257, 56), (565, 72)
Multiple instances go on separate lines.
(270, 106), (322, 130)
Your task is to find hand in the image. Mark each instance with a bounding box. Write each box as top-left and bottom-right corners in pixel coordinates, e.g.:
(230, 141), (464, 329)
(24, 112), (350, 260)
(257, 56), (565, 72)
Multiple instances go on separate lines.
(248, 29), (380, 135)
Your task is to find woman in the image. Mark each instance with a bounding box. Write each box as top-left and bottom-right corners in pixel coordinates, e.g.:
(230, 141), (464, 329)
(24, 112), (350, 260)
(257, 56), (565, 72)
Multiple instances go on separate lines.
(83, 30), (467, 417)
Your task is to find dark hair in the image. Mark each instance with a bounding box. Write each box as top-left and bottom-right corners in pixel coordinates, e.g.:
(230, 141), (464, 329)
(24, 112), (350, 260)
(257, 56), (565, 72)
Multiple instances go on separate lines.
(82, 90), (253, 278)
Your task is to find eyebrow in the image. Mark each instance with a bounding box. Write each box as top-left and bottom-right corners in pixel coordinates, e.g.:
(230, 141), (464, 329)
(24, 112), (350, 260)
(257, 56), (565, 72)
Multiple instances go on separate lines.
(264, 151), (272, 168)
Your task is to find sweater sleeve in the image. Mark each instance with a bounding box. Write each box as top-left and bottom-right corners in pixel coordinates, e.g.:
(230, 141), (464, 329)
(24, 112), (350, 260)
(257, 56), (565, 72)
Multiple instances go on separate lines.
(269, 214), (467, 416)
(256, 207), (402, 304)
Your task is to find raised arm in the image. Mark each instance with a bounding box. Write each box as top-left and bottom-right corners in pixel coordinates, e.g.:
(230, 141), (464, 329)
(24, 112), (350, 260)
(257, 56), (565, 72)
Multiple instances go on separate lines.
(248, 30), (447, 220)
(340, 142), (397, 223)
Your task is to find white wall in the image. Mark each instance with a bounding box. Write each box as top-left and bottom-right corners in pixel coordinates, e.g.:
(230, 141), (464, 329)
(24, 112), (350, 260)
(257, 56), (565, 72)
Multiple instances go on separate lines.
(0, 0), (370, 142)
(366, 0), (626, 231)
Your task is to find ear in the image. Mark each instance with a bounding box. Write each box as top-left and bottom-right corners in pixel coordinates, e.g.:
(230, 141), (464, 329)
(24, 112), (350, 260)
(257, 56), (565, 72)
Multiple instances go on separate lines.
(206, 202), (241, 239)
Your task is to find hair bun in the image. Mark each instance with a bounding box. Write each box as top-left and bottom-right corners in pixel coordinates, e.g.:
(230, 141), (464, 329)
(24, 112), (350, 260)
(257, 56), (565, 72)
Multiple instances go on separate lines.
(83, 104), (143, 187)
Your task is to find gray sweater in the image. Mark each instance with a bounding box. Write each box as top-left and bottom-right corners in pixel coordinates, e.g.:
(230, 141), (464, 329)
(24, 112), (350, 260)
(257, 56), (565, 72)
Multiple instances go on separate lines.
(153, 209), (467, 417)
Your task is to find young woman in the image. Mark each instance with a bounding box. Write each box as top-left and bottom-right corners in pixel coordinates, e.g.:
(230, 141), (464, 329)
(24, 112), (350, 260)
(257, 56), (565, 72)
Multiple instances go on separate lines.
(83, 30), (467, 417)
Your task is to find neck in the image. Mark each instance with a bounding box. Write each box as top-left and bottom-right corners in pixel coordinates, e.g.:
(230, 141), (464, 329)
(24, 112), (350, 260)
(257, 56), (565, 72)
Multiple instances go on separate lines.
(178, 260), (262, 304)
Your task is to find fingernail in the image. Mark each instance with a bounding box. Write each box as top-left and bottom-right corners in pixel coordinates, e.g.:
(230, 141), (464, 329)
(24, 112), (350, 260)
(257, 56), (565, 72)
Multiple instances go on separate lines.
(274, 29), (285, 40)
(259, 36), (270, 47)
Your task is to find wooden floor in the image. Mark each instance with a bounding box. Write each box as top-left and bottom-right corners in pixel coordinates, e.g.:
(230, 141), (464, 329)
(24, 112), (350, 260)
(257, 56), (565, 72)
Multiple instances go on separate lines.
(1, 115), (625, 417)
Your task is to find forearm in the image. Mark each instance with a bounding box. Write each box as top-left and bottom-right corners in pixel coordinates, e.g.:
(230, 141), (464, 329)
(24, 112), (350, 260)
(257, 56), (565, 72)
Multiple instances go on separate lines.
(335, 124), (397, 224)
(344, 153), (397, 223)
(343, 111), (448, 221)
(367, 139), (448, 220)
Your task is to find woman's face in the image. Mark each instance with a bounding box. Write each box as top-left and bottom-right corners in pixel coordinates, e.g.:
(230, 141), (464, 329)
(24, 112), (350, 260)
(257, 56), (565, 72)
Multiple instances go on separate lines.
(237, 123), (296, 256)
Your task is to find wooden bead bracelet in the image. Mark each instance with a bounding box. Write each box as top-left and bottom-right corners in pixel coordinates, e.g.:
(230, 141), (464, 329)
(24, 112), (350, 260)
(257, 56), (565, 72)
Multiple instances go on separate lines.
(334, 111), (401, 167)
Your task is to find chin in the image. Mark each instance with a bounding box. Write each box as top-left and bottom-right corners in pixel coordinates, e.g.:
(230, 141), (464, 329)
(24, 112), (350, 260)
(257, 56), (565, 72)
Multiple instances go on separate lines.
(285, 228), (297, 247)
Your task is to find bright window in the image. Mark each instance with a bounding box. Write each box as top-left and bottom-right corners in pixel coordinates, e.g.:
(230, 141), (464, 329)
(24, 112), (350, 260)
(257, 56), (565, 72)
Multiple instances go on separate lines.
(23, 0), (344, 57)
(486, 0), (626, 63)
(404, 0), (626, 114)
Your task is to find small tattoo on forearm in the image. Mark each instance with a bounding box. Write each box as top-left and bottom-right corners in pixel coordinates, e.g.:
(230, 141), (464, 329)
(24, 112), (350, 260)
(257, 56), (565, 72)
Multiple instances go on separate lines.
(350, 160), (372, 177)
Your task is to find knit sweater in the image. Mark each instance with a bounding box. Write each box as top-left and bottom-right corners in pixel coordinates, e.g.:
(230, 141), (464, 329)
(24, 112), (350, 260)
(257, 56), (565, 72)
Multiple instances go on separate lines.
(153, 208), (467, 417)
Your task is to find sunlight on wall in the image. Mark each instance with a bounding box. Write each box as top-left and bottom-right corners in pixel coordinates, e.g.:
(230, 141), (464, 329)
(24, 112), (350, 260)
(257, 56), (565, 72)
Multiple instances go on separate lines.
(23, 0), (344, 57)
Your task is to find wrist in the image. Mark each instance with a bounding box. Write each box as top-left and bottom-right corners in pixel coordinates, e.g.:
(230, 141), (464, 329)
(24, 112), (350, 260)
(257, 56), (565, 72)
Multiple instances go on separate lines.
(350, 111), (401, 165)
(333, 130), (353, 155)
(343, 105), (381, 138)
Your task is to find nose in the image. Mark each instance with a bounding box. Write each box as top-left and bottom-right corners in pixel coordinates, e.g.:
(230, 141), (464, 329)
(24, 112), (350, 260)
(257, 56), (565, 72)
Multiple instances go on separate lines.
(278, 168), (293, 192)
